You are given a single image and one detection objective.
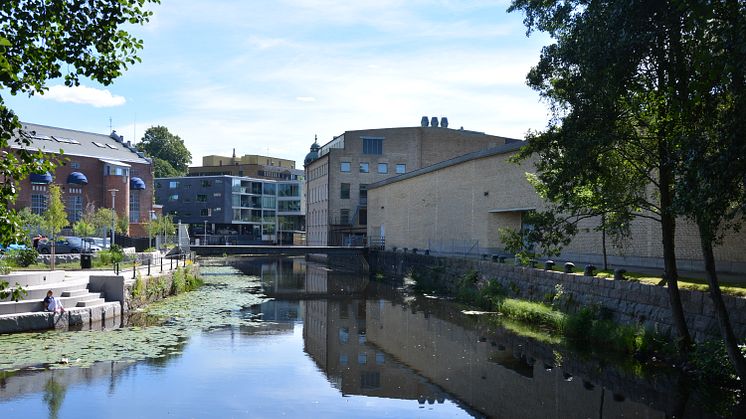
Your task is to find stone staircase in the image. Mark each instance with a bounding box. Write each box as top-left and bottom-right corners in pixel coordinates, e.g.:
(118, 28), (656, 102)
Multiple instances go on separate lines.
(0, 279), (109, 315)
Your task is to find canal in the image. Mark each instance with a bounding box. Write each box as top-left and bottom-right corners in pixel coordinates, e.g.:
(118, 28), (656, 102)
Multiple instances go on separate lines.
(0, 257), (733, 418)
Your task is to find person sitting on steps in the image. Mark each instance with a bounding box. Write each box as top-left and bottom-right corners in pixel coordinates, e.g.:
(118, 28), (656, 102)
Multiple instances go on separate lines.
(43, 290), (65, 314)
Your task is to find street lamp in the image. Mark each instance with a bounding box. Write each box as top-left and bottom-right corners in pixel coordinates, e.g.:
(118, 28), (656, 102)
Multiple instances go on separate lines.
(149, 209), (156, 249)
(109, 189), (118, 248)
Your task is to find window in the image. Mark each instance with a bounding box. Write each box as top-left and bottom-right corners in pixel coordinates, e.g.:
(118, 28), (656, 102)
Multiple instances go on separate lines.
(263, 183), (276, 195)
(129, 191), (140, 223)
(213, 192), (222, 198)
(168, 194), (179, 202)
(396, 164), (406, 174)
(200, 208), (211, 217)
(169, 181), (179, 189)
(196, 194), (207, 202)
(340, 162), (351, 172)
(68, 196), (83, 223)
(340, 209), (350, 225)
(31, 194), (47, 215)
(359, 162), (369, 173)
(70, 162), (80, 169)
(362, 137), (383, 154)
(201, 180), (211, 187)
(340, 183), (350, 199)
(359, 184), (368, 202)
(377, 163), (388, 173)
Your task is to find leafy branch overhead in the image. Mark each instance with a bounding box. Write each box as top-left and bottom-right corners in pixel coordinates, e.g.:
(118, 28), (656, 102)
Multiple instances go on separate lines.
(0, 1), (158, 247)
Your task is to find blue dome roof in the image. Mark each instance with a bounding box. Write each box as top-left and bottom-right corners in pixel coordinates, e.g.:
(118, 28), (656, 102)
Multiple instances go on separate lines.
(66, 171), (88, 185)
(304, 137), (321, 166)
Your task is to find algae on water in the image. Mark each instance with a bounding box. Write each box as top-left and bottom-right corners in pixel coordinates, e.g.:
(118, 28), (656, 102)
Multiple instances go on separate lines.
(0, 265), (267, 371)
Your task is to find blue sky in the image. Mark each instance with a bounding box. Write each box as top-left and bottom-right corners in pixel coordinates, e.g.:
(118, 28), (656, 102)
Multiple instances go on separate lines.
(5, 0), (551, 166)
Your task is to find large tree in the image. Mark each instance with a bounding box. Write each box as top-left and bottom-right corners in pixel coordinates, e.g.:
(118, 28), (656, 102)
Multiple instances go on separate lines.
(672, 0), (746, 382)
(506, 0), (718, 348)
(138, 126), (191, 177)
(509, 0), (746, 377)
(0, 1), (159, 274)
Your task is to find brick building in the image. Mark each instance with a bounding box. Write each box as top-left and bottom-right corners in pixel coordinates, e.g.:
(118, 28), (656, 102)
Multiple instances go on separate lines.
(367, 142), (746, 274)
(304, 118), (519, 246)
(188, 151), (304, 181)
(9, 122), (154, 238)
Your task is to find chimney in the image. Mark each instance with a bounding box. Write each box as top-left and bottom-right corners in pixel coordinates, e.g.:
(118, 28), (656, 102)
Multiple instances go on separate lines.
(421, 116), (429, 127)
(430, 116), (439, 128)
(440, 117), (448, 128)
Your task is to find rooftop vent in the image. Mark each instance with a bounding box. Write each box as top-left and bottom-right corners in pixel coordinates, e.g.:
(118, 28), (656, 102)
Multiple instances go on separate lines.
(421, 116), (429, 127)
(440, 117), (448, 128)
(430, 116), (439, 128)
(110, 131), (123, 142)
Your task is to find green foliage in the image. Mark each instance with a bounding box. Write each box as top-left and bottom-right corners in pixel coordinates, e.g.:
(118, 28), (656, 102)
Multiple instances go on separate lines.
(97, 245), (124, 265)
(498, 299), (565, 331)
(41, 185), (68, 238)
(8, 248), (39, 267)
(17, 208), (44, 236)
(0, 279), (26, 302)
(72, 219), (95, 238)
(138, 126), (192, 177)
(0, 259), (10, 275)
(132, 275), (145, 300)
(498, 210), (577, 264)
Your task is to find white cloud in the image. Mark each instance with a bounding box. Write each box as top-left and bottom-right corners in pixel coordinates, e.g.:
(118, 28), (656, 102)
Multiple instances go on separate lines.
(41, 85), (126, 107)
(296, 96), (316, 102)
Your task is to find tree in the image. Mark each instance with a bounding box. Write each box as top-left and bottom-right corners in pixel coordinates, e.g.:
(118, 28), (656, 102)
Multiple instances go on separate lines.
(72, 219), (95, 238)
(507, 0), (701, 348)
(17, 208), (44, 237)
(0, 0), (159, 286)
(91, 208), (116, 247)
(138, 126), (192, 177)
(672, 0), (746, 382)
(41, 185), (67, 270)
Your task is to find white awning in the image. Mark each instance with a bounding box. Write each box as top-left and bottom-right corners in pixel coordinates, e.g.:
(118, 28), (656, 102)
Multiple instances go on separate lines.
(99, 158), (131, 167)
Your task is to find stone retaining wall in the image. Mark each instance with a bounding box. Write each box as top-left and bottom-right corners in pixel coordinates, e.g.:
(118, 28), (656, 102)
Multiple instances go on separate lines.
(369, 251), (746, 341)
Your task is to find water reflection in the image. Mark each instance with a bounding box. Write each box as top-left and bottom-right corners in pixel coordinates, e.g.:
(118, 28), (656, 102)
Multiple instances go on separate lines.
(244, 257), (720, 418)
(0, 256), (733, 418)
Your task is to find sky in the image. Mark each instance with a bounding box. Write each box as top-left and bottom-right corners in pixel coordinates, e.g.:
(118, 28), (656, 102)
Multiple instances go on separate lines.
(5, 0), (552, 167)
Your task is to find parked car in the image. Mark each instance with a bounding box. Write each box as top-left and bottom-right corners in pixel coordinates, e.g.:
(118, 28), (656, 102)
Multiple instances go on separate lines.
(83, 237), (109, 250)
(38, 237), (101, 254)
(0, 243), (28, 254)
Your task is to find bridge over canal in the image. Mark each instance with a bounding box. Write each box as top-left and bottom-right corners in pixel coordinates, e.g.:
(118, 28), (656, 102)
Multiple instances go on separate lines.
(191, 245), (367, 257)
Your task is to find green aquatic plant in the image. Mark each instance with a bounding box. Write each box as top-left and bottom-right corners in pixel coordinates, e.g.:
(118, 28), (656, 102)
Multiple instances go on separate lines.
(0, 265), (264, 372)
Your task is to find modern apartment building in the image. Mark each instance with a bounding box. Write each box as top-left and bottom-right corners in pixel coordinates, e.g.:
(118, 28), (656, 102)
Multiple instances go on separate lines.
(304, 118), (519, 245)
(7, 122), (154, 237)
(155, 174), (305, 244)
(188, 151), (304, 181)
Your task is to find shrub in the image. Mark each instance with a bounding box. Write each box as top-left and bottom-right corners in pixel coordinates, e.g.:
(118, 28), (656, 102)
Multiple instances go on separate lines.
(9, 248), (39, 267)
(499, 299), (566, 330)
(132, 274), (145, 300)
(0, 258), (11, 274)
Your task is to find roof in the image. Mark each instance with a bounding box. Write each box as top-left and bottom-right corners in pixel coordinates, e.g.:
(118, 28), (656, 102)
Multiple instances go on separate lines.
(12, 122), (151, 165)
(368, 141), (526, 189)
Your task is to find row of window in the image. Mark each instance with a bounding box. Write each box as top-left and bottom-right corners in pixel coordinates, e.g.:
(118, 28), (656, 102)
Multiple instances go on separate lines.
(340, 162), (405, 174)
(158, 179), (224, 189)
(340, 183), (368, 200)
(30, 192), (143, 224)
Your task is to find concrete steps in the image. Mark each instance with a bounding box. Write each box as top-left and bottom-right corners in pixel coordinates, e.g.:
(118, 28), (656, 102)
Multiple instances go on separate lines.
(0, 280), (91, 301)
(0, 289), (106, 315)
(76, 298), (106, 307)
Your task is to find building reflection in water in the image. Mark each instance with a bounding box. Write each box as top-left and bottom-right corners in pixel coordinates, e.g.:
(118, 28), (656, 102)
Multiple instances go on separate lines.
(249, 257), (685, 418)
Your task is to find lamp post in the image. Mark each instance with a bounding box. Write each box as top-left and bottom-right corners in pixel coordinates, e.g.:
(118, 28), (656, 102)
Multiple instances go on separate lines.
(203, 220), (207, 245)
(109, 189), (118, 248)
(149, 209), (156, 249)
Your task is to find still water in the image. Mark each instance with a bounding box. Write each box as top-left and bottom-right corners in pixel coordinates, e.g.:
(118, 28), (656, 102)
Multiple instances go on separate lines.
(0, 257), (727, 418)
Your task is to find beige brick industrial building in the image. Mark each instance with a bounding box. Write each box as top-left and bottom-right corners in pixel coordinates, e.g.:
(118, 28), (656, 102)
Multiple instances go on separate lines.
(304, 119), (518, 246)
(367, 142), (746, 274)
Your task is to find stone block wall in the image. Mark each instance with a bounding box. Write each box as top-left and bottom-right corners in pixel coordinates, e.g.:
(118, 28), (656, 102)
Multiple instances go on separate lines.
(369, 251), (746, 342)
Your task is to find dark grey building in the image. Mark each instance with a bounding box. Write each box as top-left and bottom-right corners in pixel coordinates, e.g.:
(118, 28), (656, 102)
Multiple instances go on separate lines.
(155, 175), (305, 244)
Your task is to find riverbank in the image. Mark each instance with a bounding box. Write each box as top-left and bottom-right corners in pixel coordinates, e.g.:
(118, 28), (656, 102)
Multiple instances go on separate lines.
(369, 250), (746, 342)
